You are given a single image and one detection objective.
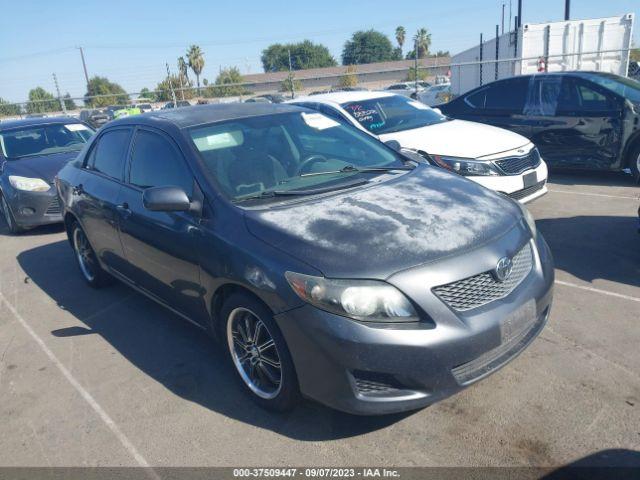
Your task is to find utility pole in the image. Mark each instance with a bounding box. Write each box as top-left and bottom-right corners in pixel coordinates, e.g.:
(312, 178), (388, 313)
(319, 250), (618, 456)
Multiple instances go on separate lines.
(77, 47), (90, 91)
(509, 0), (512, 32)
(501, 4), (505, 35)
(495, 25), (500, 80)
(52, 73), (66, 114)
(479, 34), (484, 86)
(564, 0), (570, 20)
(517, 0), (522, 28)
(287, 49), (295, 99)
(414, 37), (419, 95)
(166, 63), (177, 106)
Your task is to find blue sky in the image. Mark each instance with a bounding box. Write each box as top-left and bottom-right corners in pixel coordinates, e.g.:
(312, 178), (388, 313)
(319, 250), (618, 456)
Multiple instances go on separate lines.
(0, 0), (637, 103)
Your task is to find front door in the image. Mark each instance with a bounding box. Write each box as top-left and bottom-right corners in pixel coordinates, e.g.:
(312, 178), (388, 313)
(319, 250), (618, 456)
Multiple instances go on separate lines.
(116, 127), (205, 323)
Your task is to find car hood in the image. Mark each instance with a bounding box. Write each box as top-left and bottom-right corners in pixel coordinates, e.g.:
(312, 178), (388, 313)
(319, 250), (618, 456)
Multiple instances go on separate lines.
(378, 119), (529, 158)
(244, 166), (524, 279)
(2, 151), (79, 184)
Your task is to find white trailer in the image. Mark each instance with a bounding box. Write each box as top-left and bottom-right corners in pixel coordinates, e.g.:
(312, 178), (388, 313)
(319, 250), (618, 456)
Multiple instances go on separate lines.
(450, 13), (634, 96)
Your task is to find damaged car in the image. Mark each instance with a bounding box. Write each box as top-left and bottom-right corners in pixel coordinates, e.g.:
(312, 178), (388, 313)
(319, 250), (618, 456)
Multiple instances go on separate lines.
(56, 104), (554, 415)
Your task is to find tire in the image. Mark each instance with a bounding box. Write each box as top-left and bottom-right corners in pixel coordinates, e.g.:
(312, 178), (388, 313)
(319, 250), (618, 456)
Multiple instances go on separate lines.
(0, 191), (22, 234)
(629, 142), (640, 182)
(70, 221), (114, 288)
(221, 292), (300, 412)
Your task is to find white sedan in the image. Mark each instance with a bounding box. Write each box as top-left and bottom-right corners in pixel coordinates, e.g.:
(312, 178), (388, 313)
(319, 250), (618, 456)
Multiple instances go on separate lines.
(287, 91), (548, 203)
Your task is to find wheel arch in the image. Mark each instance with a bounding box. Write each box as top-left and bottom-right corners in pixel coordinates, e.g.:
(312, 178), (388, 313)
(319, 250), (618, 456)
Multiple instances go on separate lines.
(209, 283), (272, 339)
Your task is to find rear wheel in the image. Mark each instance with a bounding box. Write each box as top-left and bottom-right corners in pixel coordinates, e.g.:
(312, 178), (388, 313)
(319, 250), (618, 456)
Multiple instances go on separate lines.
(221, 293), (300, 412)
(0, 191), (22, 234)
(71, 222), (113, 288)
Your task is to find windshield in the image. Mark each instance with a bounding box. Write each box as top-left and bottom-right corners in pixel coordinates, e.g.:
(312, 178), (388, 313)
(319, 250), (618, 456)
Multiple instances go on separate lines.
(341, 95), (446, 134)
(584, 74), (640, 103)
(0, 123), (94, 159)
(189, 111), (407, 202)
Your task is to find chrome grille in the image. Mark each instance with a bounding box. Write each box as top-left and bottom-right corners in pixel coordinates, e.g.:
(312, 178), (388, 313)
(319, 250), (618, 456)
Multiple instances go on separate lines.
(44, 196), (61, 215)
(508, 180), (546, 201)
(433, 243), (533, 311)
(495, 149), (541, 175)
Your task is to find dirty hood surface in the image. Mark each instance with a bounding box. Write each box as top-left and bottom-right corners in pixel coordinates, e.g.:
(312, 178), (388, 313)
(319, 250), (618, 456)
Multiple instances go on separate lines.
(2, 151), (79, 184)
(244, 166), (523, 279)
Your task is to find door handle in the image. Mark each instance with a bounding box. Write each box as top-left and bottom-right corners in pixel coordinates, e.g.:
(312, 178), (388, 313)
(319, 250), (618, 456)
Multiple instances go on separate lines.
(116, 203), (132, 218)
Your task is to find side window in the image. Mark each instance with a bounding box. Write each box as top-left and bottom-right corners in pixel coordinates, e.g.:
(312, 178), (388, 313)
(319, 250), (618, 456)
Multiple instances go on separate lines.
(89, 129), (131, 180)
(483, 78), (528, 113)
(128, 130), (193, 195)
(524, 76), (561, 116)
(576, 82), (615, 112)
(464, 87), (487, 109)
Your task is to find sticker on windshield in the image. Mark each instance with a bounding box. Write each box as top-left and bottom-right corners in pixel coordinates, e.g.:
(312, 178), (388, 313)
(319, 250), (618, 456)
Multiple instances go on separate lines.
(64, 124), (90, 132)
(301, 112), (339, 130)
(408, 100), (430, 110)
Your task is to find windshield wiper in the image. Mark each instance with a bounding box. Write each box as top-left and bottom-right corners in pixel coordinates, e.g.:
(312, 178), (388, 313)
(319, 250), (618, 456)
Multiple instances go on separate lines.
(299, 164), (413, 178)
(233, 179), (370, 203)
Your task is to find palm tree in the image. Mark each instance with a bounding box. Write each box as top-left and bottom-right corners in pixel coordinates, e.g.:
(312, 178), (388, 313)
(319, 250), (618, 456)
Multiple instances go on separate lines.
(395, 26), (406, 53)
(178, 56), (189, 81)
(186, 45), (205, 94)
(413, 28), (431, 59)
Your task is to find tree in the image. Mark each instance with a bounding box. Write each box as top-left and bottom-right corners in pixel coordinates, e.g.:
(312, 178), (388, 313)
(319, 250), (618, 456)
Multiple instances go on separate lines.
(138, 87), (155, 100)
(63, 93), (76, 110)
(26, 87), (58, 114)
(395, 26), (406, 54)
(206, 67), (246, 97)
(155, 74), (193, 102)
(413, 28), (432, 59)
(339, 66), (358, 88)
(279, 73), (301, 97)
(435, 50), (450, 57)
(84, 76), (129, 107)
(341, 30), (401, 65)
(630, 47), (640, 62)
(406, 66), (428, 81)
(187, 45), (205, 93)
(261, 40), (337, 72)
(178, 56), (190, 82)
(0, 98), (21, 117)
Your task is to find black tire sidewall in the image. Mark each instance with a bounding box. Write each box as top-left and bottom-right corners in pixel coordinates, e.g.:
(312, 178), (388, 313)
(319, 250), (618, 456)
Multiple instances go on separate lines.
(630, 143), (640, 181)
(220, 292), (300, 412)
(0, 191), (21, 234)
(71, 222), (113, 288)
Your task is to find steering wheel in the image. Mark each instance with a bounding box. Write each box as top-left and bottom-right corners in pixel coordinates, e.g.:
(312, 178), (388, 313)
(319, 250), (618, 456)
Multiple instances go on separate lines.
(296, 155), (329, 175)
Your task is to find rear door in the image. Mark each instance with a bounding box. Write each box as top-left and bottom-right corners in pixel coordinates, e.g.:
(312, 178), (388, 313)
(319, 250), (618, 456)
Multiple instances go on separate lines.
(527, 76), (625, 169)
(74, 127), (132, 274)
(116, 127), (205, 322)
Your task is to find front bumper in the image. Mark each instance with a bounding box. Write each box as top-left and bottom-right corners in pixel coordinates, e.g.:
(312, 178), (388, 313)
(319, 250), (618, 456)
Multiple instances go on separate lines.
(469, 160), (548, 204)
(3, 186), (62, 228)
(275, 233), (554, 415)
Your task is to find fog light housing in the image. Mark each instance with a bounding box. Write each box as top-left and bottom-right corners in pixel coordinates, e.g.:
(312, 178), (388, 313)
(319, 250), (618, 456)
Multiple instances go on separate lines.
(19, 207), (36, 216)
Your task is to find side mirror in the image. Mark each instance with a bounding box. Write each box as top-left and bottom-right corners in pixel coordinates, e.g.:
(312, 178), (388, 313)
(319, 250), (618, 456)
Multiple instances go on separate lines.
(384, 140), (402, 152)
(142, 186), (191, 212)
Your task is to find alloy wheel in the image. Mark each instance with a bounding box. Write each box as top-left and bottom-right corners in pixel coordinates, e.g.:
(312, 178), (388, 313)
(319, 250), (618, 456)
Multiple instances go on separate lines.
(73, 227), (96, 282)
(226, 307), (283, 399)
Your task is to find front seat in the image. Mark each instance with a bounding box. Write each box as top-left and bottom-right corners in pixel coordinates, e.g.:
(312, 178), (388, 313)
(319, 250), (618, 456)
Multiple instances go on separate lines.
(225, 147), (288, 197)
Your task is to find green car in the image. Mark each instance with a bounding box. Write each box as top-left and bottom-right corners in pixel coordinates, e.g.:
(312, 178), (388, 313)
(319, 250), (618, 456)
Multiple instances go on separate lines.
(113, 106), (142, 119)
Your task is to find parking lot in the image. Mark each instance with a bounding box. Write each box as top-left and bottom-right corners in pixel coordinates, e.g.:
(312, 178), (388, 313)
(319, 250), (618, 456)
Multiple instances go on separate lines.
(0, 171), (638, 469)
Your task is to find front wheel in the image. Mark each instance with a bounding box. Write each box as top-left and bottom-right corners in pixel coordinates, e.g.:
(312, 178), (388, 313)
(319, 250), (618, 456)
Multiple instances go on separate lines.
(0, 192), (22, 234)
(222, 293), (300, 412)
(71, 222), (113, 288)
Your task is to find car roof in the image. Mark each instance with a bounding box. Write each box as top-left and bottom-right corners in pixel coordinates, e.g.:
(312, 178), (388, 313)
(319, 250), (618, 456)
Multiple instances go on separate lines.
(107, 102), (308, 129)
(0, 116), (81, 131)
(289, 90), (395, 106)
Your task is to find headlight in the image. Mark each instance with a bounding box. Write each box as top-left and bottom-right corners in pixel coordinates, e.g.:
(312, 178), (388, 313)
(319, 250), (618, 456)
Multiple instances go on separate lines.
(285, 272), (418, 323)
(432, 155), (499, 176)
(518, 202), (537, 237)
(8, 176), (50, 192)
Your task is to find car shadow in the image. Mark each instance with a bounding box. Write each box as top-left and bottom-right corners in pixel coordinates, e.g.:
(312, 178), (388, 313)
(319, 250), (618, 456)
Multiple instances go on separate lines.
(17, 240), (413, 441)
(536, 215), (640, 288)
(542, 449), (640, 478)
(548, 169), (638, 188)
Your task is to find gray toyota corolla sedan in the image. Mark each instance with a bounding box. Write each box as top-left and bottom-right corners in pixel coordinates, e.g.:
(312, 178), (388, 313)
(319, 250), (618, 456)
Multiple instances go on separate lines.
(56, 104), (554, 415)
(0, 117), (94, 233)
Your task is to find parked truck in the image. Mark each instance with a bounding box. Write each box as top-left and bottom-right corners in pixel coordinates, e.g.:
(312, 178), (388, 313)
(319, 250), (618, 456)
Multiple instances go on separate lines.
(450, 13), (635, 96)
